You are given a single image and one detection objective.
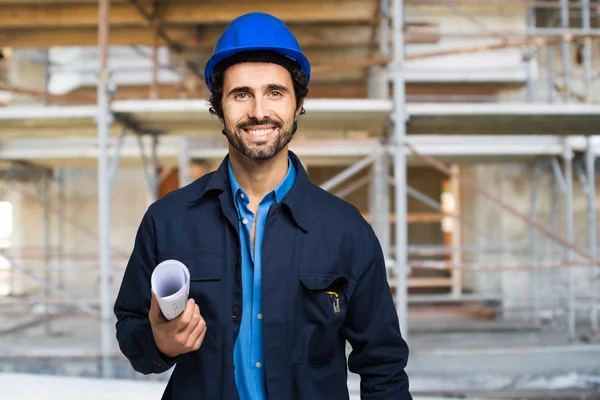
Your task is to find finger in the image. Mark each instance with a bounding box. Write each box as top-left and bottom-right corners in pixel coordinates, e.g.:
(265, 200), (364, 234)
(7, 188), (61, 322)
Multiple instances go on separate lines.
(174, 298), (196, 332)
(192, 325), (207, 351)
(177, 308), (203, 350)
(183, 311), (205, 348)
(180, 305), (200, 339)
(149, 290), (166, 323)
(187, 316), (207, 350)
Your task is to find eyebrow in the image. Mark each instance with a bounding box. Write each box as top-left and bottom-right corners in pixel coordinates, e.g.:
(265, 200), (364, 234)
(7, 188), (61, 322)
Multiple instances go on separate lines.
(227, 83), (291, 97)
(227, 86), (251, 96)
(265, 84), (290, 94)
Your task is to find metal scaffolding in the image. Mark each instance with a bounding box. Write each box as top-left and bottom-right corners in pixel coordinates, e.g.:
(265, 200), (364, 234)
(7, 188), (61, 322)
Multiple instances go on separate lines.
(0, 0), (599, 380)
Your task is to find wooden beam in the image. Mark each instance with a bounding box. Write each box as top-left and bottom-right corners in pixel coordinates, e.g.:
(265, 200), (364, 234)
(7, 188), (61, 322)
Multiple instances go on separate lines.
(408, 278), (453, 288)
(0, 25), (374, 49)
(406, 0), (600, 10)
(0, 26), (190, 48)
(450, 164), (463, 297)
(362, 212), (444, 223)
(191, 25), (377, 50)
(0, 1), (377, 29)
(0, 0), (110, 3)
(0, 23), (439, 49)
(185, 47), (371, 82)
(306, 82), (368, 99)
(0, 84), (96, 105)
(389, 277), (453, 289)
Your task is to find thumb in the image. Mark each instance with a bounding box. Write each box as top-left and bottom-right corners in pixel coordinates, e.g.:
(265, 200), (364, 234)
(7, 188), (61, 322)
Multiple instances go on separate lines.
(150, 290), (166, 322)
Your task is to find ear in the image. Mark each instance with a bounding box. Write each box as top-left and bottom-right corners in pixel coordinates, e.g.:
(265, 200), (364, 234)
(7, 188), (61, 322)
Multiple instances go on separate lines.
(295, 98), (305, 119)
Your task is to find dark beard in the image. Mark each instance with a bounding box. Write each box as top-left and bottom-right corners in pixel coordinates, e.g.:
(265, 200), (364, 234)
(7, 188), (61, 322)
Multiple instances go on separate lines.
(223, 117), (298, 162)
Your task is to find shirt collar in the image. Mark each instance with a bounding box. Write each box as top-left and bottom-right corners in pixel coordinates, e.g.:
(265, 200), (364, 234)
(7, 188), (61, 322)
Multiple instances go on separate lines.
(190, 151), (310, 231)
(274, 158), (296, 203)
(227, 160), (243, 203)
(227, 156), (296, 204)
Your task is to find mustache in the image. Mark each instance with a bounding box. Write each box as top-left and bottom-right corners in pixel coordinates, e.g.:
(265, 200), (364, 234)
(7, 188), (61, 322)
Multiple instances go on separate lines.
(236, 117), (283, 130)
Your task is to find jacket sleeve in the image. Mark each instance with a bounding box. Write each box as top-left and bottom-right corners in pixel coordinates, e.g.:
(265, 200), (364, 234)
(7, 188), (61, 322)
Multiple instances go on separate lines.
(340, 220), (412, 400)
(114, 208), (179, 375)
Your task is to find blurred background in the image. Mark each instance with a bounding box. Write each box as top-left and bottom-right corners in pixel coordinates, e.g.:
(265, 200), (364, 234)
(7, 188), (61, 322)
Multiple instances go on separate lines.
(0, 0), (600, 399)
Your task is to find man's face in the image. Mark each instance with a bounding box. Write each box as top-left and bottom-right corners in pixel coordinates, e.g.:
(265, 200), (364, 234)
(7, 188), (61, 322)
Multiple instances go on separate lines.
(220, 62), (302, 162)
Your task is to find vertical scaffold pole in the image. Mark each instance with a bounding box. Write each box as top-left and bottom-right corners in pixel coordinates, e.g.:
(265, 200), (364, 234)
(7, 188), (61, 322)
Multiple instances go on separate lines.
(97, 0), (113, 379)
(391, 0), (409, 339)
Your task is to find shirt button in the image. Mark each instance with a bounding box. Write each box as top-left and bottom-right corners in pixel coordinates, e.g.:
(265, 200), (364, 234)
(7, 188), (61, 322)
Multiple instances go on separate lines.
(257, 313), (263, 320)
(232, 306), (241, 319)
(256, 362), (262, 368)
(242, 218), (248, 224)
(240, 193), (245, 199)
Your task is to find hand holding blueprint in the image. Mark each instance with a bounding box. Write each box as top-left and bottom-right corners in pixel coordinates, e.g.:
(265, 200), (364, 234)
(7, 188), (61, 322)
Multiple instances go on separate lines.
(151, 260), (190, 321)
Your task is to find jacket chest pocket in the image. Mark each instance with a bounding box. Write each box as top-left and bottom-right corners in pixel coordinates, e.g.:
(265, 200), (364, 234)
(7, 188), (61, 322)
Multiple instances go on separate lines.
(157, 253), (225, 351)
(297, 272), (350, 365)
(298, 272), (349, 323)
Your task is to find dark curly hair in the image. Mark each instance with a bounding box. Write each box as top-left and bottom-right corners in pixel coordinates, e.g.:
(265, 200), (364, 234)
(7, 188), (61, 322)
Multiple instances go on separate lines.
(208, 67), (309, 121)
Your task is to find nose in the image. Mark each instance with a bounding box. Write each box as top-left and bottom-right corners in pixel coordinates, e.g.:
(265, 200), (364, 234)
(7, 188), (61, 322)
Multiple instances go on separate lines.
(248, 96), (269, 121)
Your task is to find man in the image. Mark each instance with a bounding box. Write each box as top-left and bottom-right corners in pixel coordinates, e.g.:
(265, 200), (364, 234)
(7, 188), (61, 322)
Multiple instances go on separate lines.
(114, 12), (411, 400)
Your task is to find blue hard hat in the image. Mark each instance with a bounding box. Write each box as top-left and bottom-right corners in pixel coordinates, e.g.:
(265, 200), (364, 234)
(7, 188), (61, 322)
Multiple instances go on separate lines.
(204, 12), (311, 92)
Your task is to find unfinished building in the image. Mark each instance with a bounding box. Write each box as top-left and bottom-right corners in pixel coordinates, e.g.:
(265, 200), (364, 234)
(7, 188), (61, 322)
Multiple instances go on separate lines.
(0, 0), (599, 396)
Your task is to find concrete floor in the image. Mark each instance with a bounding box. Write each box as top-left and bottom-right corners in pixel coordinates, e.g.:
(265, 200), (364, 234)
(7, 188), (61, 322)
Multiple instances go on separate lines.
(0, 372), (472, 400)
(1, 303), (600, 398)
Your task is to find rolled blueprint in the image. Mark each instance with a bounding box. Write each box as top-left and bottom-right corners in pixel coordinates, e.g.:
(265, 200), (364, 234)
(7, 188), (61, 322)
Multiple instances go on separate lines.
(151, 259), (190, 321)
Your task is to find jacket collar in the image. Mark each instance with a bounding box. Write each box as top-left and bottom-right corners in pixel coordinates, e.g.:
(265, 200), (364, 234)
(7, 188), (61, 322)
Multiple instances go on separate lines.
(189, 150), (310, 231)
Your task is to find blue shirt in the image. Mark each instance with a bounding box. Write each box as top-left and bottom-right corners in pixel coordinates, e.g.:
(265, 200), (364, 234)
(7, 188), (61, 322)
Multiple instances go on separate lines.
(228, 158), (296, 400)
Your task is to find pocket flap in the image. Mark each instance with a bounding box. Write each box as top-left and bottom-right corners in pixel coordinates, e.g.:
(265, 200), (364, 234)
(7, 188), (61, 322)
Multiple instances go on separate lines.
(189, 254), (223, 281)
(157, 254), (223, 281)
(298, 272), (347, 291)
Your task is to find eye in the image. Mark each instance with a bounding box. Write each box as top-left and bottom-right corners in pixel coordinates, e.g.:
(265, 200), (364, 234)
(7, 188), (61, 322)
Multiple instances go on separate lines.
(269, 91), (283, 97)
(235, 92), (249, 100)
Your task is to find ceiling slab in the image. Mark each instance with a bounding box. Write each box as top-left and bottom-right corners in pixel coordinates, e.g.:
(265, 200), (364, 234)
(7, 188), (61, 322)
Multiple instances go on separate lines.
(3, 135), (598, 169)
(0, 98), (393, 140)
(406, 103), (600, 136)
(0, 1), (377, 29)
(3, 101), (600, 142)
(112, 98), (392, 136)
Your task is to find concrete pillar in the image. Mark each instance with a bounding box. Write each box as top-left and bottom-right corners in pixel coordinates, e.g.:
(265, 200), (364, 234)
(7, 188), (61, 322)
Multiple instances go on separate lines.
(3, 190), (23, 295)
(6, 49), (47, 105)
(367, 66), (388, 99)
(460, 164), (505, 296)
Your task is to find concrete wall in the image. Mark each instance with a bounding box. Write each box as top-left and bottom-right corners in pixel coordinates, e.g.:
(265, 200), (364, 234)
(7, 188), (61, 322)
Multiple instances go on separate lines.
(7, 167), (149, 301)
(3, 156), (598, 325)
(5, 49), (47, 105)
(406, 3), (530, 87)
(461, 161), (600, 321)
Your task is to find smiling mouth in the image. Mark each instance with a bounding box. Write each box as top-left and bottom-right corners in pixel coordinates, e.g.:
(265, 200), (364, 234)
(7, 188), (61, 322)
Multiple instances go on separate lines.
(243, 126), (277, 137)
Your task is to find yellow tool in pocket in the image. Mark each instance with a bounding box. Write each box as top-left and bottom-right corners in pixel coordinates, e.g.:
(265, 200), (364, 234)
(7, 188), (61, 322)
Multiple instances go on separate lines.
(326, 291), (341, 315)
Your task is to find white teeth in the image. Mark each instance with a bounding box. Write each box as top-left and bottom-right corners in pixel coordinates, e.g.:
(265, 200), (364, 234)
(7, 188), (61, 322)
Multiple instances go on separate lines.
(246, 128), (274, 136)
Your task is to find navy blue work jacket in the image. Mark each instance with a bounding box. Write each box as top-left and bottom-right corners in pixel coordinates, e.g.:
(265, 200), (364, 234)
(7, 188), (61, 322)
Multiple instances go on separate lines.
(114, 151), (411, 400)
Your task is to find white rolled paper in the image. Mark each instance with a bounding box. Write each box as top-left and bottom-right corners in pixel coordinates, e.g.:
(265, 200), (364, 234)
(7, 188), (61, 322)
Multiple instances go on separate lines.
(151, 259), (191, 321)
